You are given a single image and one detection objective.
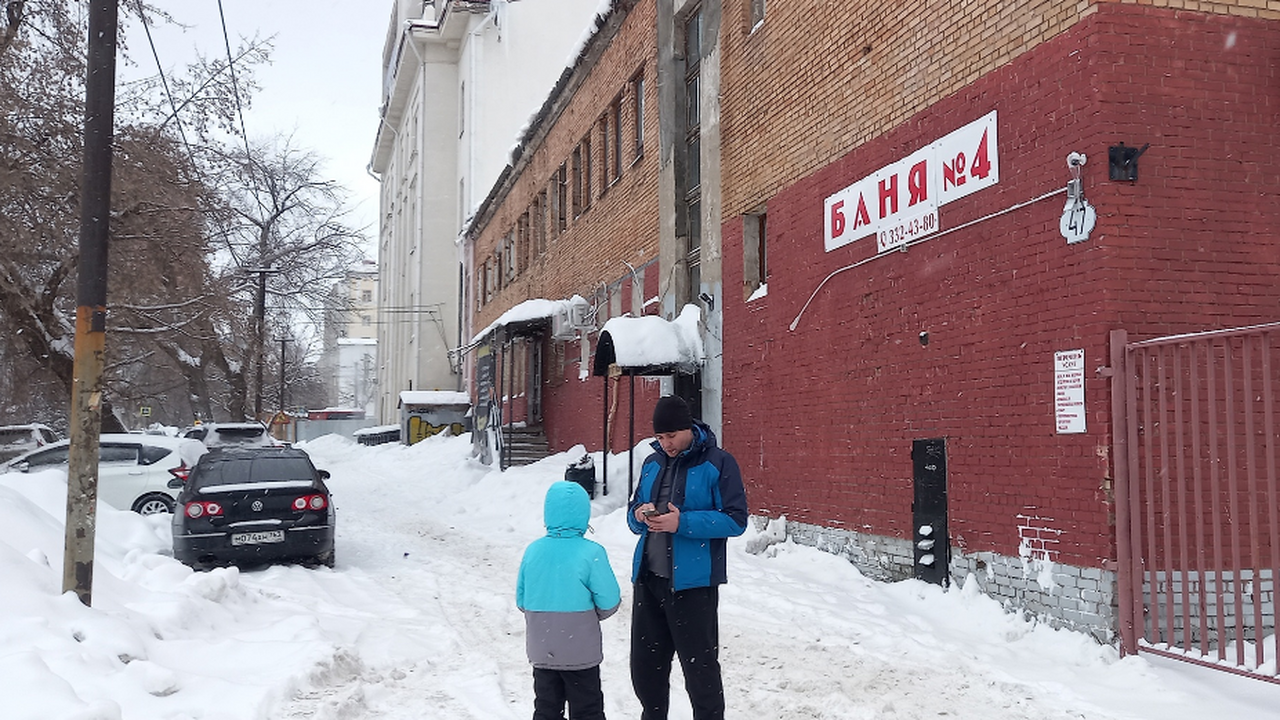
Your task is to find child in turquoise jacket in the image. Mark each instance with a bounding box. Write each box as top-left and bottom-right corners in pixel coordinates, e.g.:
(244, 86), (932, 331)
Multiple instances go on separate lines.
(517, 480), (621, 720)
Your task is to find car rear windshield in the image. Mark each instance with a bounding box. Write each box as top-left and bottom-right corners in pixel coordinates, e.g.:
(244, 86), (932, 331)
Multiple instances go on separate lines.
(0, 429), (31, 447)
(195, 456), (315, 487)
(213, 427), (265, 442)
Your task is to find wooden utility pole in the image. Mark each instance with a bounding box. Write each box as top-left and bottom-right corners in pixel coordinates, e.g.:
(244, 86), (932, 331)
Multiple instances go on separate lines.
(64, 0), (119, 605)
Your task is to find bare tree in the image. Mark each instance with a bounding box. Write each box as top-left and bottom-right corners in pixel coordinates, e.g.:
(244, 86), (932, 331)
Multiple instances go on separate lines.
(0, 3), (362, 427)
(201, 137), (367, 418)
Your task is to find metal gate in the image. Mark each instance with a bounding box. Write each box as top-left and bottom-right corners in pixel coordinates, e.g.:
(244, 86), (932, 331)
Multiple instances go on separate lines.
(1111, 322), (1280, 683)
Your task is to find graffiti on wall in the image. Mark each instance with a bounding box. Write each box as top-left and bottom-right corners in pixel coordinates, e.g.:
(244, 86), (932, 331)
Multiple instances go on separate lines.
(407, 415), (466, 444)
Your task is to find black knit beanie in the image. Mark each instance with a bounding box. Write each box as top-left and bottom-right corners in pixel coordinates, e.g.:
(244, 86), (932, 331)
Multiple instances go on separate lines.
(652, 395), (693, 433)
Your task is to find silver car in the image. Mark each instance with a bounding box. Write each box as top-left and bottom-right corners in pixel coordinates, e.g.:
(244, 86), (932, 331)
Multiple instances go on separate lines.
(1, 434), (207, 514)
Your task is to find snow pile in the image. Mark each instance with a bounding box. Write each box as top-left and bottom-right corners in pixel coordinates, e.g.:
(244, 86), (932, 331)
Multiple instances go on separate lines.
(0, 433), (1277, 719)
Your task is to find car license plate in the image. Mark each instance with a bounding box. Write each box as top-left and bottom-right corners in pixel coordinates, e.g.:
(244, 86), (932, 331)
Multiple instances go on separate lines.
(231, 530), (285, 546)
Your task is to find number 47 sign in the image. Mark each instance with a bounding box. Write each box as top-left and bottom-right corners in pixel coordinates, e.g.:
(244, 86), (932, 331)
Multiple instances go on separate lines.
(824, 111), (1000, 253)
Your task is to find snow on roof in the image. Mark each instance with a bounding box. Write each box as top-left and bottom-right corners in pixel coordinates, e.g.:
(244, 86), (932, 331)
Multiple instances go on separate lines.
(337, 338), (377, 346)
(468, 295), (588, 345)
(399, 390), (471, 407)
(596, 304), (703, 374)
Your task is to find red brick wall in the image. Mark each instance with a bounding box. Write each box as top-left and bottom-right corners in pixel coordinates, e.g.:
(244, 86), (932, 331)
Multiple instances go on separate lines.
(720, 6), (1280, 567)
(542, 255), (666, 455)
(468, 2), (664, 456)
(471, 2), (660, 330)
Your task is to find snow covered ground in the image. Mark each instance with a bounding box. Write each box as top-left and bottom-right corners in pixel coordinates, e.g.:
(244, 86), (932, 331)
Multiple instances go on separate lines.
(2, 432), (1278, 719)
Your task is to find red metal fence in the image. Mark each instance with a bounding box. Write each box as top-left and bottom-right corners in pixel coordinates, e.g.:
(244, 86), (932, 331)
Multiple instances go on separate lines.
(1112, 322), (1280, 682)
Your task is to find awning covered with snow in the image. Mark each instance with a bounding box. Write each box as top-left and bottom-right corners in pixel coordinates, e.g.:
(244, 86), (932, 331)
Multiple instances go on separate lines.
(398, 390), (470, 407)
(466, 295), (591, 348)
(592, 304), (703, 376)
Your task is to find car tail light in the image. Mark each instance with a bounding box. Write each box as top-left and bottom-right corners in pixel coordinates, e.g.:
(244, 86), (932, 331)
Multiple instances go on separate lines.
(169, 462), (191, 483)
(184, 500), (223, 518)
(292, 494), (328, 511)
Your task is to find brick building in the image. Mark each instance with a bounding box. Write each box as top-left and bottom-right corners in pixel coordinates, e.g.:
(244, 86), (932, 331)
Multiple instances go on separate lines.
(463, 0), (1280, 650)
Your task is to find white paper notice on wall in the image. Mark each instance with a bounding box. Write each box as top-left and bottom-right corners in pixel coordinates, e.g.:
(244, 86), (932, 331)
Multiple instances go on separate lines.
(1054, 349), (1086, 434)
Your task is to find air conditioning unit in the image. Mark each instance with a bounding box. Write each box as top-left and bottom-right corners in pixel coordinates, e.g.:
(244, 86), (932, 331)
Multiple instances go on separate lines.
(551, 307), (576, 340)
(551, 299), (593, 340)
(568, 300), (593, 331)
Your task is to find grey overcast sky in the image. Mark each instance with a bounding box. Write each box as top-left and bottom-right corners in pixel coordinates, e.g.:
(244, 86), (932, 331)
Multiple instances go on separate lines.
(125, 0), (390, 256)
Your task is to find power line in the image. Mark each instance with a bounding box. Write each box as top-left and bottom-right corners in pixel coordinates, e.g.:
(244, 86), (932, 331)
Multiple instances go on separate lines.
(133, 1), (196, 170)
(216, 0), (253, 163)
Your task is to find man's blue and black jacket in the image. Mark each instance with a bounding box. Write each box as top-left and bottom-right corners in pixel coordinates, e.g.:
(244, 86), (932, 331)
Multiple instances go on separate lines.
(627, 421), (749, 591)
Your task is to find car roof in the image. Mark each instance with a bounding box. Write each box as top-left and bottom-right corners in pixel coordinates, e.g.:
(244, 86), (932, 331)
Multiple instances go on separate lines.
(99, 433), (198, 447)
(3, 433), (205, 466)
(197, 445), (310, 461)
(190, 421), (266, 430)
(0, 423), (54, 432)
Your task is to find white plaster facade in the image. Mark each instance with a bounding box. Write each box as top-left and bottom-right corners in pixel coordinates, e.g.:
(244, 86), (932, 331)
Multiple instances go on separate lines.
(370, 0), (606, 423)
(320, 261), (380, 412)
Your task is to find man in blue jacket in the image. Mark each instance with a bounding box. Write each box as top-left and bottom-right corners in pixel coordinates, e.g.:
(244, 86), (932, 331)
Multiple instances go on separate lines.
(627, 395), (749, 720)
(518, 481), (622, 720)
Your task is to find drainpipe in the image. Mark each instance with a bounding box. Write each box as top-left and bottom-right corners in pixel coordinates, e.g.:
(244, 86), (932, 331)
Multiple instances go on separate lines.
(466, 3), (500, 221)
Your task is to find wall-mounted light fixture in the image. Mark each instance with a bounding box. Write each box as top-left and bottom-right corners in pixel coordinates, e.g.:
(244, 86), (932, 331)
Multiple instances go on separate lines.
(1061, 152), (1096, 244)
(1108, 142), (1150, 181)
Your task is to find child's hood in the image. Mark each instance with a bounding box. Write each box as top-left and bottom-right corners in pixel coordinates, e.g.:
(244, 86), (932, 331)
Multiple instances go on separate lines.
(543, 480), (590, 538)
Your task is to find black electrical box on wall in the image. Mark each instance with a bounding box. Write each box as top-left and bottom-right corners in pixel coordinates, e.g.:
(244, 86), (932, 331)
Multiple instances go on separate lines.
(911, 437), (949, 586)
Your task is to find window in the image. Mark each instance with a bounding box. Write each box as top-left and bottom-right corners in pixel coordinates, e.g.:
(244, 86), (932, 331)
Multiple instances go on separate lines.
(504, 232), (516, 282)
(547, 176), (559, 238)
(362, 315), (372, 327)
(556, 164), (568, 232)
(572, 145), (583, 218)
(583, 135), (593, 208)
(139, 444), (171, 465)
(26, 446), (70, 468)
(631, 72), (645, 160)
(751, 0), (766, 29)
(683, 7), (703, 291)
(610, 96), (623, 182)
(536, 190), (548, 254)
(99, 444), (138, 464)
(598, 113), (611, 192)
(361, 289), (372, 302)
(517, 212), (530, 271)
(743, 209), (768, 300)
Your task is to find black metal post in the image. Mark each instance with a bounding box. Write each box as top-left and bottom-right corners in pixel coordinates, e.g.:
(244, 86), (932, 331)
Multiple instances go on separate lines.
(504, 339), (513, 470)
(601, 373), (608, 496)
(626, 373), (635, 497)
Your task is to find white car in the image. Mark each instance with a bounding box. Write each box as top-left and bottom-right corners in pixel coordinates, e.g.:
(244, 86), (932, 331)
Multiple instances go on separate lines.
(182, 421), (283, 448)
(0, 423), (60, 463)
(1, 434), (207, 515)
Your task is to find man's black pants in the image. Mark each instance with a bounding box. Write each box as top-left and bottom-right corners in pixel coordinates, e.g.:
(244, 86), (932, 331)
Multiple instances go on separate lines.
(630, 572), (724, 720)
(532, 665), (605, 720)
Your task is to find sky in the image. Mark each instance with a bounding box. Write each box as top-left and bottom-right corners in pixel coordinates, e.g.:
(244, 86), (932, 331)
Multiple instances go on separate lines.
(3, 431), (1280, 719)
(122, 0), (390, 255)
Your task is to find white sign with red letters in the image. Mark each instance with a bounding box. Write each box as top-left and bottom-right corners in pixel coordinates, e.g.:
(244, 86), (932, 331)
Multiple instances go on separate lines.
(824, 111), (1000, 253)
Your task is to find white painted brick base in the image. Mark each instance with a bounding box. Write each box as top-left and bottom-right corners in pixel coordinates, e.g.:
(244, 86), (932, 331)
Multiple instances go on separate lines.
(769, 517), (1117, 644)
